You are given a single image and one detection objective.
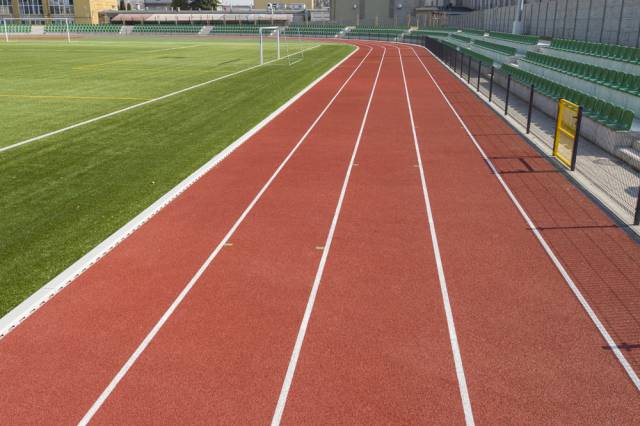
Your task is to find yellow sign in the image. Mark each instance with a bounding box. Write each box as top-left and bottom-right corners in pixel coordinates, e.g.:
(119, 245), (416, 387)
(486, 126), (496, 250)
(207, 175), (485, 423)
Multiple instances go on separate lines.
(553, 99), (580, 169)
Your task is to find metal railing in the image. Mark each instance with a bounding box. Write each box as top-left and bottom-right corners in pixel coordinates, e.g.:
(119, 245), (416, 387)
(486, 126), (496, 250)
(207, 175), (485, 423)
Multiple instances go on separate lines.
(423, 36), (640, 226)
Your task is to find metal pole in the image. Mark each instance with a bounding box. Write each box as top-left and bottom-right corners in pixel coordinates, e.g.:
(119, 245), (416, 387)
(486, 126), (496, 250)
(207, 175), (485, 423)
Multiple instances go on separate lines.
(570, 106), (583, 171)
(65, 18), (71, 43)
(467, 56), (471, 84)
(477, 60), (481, 91)
(504, 73), (511, 115)
(459, 52), (464, 77)
(3, 19), (8, 43)
(489, 66), (494, 101)
(526, 84), (535, 133)
(277, 27), (280, 60)
(259, 28), (263, 64)
(634, 189), (640, 225)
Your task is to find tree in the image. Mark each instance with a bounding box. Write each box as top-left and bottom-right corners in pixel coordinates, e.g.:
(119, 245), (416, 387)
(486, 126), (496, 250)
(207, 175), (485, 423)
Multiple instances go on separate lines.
(191, 0), (220, 10)
(126, 2), (131, 10)
(170, 0), (219, 11)
(171, 0), (190, 10)
(118, 0), (125, 10)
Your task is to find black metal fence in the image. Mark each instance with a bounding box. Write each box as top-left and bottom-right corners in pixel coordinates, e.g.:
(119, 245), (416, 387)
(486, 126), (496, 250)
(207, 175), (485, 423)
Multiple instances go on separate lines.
(423, 37), (640, 226)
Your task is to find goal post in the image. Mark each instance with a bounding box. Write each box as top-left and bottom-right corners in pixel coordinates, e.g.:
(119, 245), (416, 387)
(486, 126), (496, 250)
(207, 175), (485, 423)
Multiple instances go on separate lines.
(281, 26), (304, 66)
(259, 26), (281, 65)
(2, 17), (71, 43)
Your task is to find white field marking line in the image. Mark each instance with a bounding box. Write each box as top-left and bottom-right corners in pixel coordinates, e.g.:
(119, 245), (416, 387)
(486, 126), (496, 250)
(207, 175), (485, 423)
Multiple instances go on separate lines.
(0, 45), (361, 341)
(77, 44), (372, 425)
(408, 44), (640, 392)
(271, 45), (386, 426)
(0, 45), (320, 155)
(396, 44), (475, 426)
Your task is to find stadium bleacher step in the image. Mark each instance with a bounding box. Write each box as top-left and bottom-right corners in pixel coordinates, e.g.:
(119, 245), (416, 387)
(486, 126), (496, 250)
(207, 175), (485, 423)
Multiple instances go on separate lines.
(633, 139), (640, 152)
(616, 146), (640, 171)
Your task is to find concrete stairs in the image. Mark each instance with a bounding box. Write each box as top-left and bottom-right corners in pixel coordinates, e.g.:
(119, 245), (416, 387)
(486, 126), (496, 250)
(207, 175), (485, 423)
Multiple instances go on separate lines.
(617, 139), (640, 171)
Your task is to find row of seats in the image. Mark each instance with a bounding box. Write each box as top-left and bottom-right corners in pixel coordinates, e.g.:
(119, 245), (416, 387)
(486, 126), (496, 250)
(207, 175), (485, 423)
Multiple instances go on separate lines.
(489, 31), (538, 45)
(550, 39), (640, 64)
(350, 27), (405, 34)
(353, 25), (408, 30)
(502, 64), (634, 131)
(451, 34), (471, 43)
(524, 51), (640, 96)
(133, 25), (201, 33)
(474, 39), (516, 56)
(4, 25), (31, 33)
(412, 30), (449, 37)
(209, 25), (260, 34)
(461, 28), (486, 36)
(45, 24), (121, 33)
(288, 23), (343, 30)
(291, 27), (340, 36)
(440, 38), (493, 66)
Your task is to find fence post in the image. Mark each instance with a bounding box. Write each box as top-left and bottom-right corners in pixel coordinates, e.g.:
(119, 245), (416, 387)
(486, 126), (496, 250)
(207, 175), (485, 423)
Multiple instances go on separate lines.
(453, 49), (457, 71)
(467, 56), (472, 84)
(569, 106), (583, 171)
(634, 191), (640, 225)
(477, 60), (482, 91)
(489, 66), (494, 101)
(459, 52), (464, 77)
(504, 73), (511, 115)
(526, 84), (535, 133)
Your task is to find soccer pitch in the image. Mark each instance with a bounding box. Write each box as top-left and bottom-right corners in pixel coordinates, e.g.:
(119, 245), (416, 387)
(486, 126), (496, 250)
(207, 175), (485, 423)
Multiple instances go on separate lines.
(0, 37), (353, 316)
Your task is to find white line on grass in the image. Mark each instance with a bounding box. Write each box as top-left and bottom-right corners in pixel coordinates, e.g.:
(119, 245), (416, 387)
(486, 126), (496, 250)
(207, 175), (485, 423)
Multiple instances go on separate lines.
(0, 45), (358, 340)
(396, 45), (475, 426)
(0, 45), (320, 154)
(407, 44), (640, 392)
(76, 45), (374, 425)
(271, 45), (386, 426)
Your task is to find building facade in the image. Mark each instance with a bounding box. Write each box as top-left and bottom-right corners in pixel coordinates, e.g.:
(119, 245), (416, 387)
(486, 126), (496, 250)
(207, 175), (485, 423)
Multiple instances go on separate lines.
(1, 0), (117, 23)
(253, 1), (315, 10)
(331, 0), (425, 26)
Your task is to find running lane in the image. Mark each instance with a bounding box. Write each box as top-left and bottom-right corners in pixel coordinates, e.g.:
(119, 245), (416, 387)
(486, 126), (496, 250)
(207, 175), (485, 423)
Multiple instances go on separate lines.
(76, 43), (386, 424)
(277, 45), (467, 424)
(0, 44), (368, 424)
(401, 44), (640, 423)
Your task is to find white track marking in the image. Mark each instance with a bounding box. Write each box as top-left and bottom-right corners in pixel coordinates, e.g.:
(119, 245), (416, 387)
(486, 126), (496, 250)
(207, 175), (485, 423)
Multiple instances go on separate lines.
(77, 45), (374, 426)
(0, 45), (320, 154)
(271, 45), (386, 426)
(396, 45), (475, 425)
(0, 46), (359, 341)
(408, 45), (640, 392)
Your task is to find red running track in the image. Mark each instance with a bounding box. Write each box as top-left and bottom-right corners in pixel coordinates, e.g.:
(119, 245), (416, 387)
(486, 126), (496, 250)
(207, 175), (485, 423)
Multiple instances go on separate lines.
(0, 41), (638, 424)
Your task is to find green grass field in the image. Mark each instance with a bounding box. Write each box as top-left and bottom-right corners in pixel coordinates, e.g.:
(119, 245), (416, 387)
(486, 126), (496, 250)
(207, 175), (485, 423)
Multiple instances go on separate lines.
(0, 37), (354, 316)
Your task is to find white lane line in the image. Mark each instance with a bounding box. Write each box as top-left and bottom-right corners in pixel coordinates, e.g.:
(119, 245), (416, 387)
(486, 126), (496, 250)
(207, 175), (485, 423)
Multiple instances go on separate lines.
(396, 45), (475, 425)
(271, 45), (387, 426)
(408, 45), (640, 392)
(0, 45), (320, 154)
(77, 45), (374, 426)
(0, 46), (360, 342)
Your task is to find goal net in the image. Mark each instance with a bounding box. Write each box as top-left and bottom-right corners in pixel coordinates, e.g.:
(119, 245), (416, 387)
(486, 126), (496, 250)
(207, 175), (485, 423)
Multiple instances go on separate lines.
(259, 26), (280, 65)
(2, 17), (72, 42)
(259, 26), (304, 66)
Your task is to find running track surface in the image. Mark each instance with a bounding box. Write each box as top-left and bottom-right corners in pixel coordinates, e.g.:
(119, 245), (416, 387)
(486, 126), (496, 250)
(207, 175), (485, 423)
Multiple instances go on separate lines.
(1, 41), (639, 424)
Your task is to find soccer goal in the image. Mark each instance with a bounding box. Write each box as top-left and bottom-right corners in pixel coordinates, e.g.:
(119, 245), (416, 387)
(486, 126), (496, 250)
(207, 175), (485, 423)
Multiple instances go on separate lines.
(259, 26), (281, 65)
(259, 26), (304, 66)
(2, 17), (71, 43)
